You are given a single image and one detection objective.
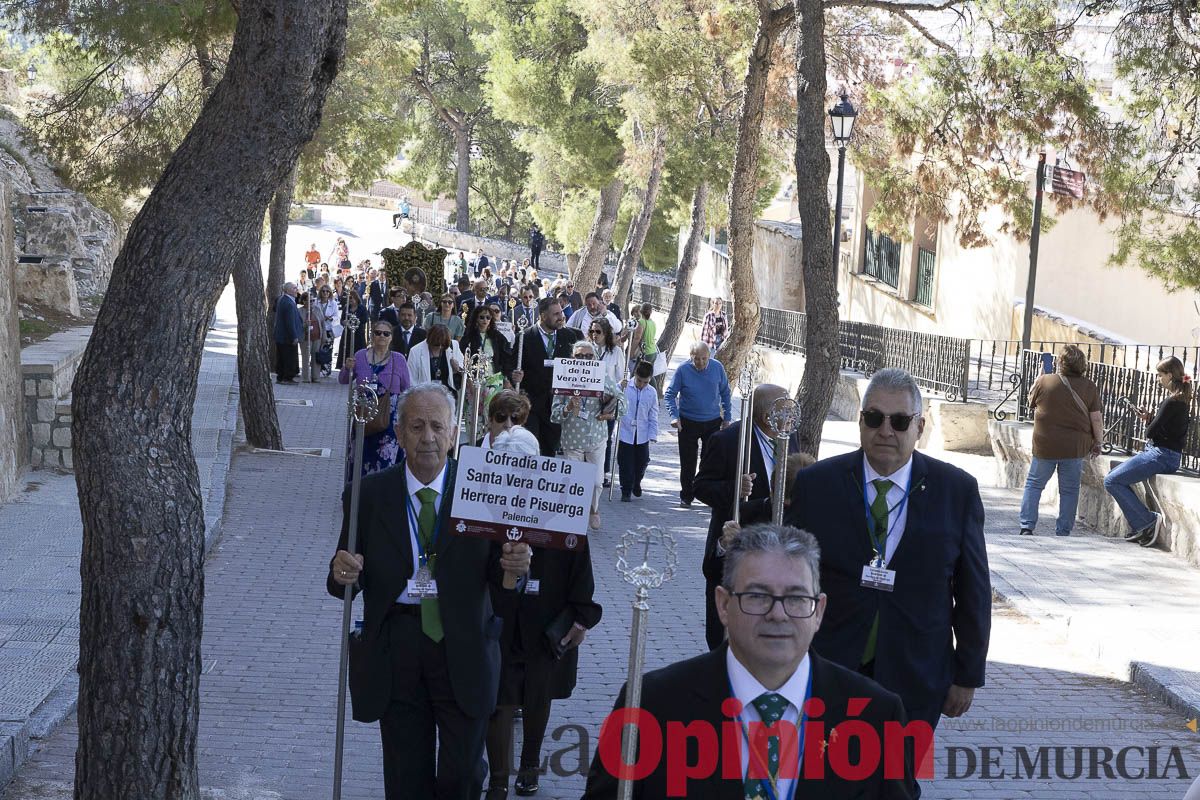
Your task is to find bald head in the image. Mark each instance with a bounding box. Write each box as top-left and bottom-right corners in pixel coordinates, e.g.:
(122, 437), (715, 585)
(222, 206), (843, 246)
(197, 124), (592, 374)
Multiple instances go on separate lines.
(752, 384), (788, 434)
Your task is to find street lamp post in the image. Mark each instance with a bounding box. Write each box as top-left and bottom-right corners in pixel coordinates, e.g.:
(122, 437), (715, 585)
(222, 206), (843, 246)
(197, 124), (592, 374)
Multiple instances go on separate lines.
(828, 91), (858, 271)
(26, 63), (37, 87)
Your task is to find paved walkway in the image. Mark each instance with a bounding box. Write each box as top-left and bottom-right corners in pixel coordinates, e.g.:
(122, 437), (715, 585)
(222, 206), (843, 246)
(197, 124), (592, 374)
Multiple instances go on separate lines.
(0, 315), (238, 786)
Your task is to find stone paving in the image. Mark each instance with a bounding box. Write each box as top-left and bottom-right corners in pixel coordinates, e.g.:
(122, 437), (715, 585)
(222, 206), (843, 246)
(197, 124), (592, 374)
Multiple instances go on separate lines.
(0, 312), (238, 787)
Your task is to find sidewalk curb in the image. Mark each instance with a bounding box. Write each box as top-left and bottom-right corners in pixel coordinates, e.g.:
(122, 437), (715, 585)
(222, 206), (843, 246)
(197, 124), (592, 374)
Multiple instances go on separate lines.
(0, 341), (241, 791)
(992, 576), (1200, 723)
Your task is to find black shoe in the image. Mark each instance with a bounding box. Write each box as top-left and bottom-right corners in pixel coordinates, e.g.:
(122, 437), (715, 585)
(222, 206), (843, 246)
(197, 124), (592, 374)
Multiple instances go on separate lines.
(514, 771), (539, 796)
(602, 477), (611, 488)
(277, 378), (297, 385)
(632, 485), (642, 497)
(679, 499), (692, 508)
(1019, 528), (1033, 536)
(1138, 513), (1163, 547)
(620, 493), (632, 502)
(485, 781), (508, 800)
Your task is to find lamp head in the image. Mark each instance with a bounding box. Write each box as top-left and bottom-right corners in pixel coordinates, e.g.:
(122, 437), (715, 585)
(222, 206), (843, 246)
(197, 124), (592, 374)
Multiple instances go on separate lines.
(828, 90), (857, 146)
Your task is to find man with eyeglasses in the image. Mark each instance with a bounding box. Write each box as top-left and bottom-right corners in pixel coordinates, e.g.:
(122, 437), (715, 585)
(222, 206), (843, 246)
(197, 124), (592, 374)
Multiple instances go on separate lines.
(566, 292), (621, 336)
(515, 289), (538, 328)
(378, 288), (408, 329)
(783, 368), (990, 747)
(582, 524), (915, 798)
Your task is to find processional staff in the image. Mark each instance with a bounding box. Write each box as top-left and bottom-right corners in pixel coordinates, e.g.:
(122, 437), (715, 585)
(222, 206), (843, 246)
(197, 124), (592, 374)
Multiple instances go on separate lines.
(767, 395), (801, 525)
(731, 357), (762, 524)
(513, 315), (529, 391)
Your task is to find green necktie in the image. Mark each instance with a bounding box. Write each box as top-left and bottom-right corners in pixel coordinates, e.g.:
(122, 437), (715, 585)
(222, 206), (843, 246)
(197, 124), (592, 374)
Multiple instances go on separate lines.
(416, 486), (443, 642)
(862, 478), (892, 664)
(744, 692), (789, 800)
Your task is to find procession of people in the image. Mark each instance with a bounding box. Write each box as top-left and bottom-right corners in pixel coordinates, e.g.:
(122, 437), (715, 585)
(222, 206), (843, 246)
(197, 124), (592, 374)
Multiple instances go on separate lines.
(283, 231), (1002, 800)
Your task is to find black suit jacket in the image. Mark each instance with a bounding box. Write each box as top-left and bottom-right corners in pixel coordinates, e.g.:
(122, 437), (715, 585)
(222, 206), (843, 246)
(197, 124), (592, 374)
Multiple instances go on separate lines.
(581, 646), (915, 799)
(694, 421), (800, 582)
(783, 449), (990, 722)
(392, 325), (426, 358)
(327, 459), (508, 722)
(515, 326), (583, 415)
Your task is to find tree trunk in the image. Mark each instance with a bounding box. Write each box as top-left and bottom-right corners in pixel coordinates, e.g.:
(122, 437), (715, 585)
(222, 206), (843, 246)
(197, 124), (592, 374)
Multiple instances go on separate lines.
(233, 222), (284, 450)
(656, 181), (708, 360)
(574, 176), (625, 295)
(455, 125), (472, 233)
(70, 2), (346, 797)
(718, 10), (782, 383)
(793, 0), (837, 457)
(266, 166), (296, 370)
(613, 128), (668, 312)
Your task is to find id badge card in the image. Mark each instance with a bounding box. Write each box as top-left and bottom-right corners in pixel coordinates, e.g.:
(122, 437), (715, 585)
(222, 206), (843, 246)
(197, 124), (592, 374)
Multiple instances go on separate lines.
(407, 565), (439, 599)
(525, 579), (541, 596)
(543, 359), (555, 367)
(861, 563), (896, 592)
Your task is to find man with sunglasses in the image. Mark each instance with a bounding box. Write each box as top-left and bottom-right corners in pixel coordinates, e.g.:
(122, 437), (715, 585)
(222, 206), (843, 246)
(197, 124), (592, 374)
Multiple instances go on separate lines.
(582, 524), (914, 798)
(783, 368), (990, 748)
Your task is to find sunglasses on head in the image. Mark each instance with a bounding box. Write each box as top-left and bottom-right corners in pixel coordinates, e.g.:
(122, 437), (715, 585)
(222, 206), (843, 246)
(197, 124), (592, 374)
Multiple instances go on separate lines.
(861, 409), (919, 431)
(373, 329), (392, 337)
(491, 413), (523, 424)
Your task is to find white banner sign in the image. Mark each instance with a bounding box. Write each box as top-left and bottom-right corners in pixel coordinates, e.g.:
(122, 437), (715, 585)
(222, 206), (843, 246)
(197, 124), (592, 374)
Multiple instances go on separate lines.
(495, 320), (515, 345)
(449, 446), (592, 551)
(552, 357), (605, 398)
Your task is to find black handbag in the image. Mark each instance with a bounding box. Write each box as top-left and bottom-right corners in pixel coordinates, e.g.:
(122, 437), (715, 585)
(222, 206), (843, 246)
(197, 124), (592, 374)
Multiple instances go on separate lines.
(543, 608), (576, 660)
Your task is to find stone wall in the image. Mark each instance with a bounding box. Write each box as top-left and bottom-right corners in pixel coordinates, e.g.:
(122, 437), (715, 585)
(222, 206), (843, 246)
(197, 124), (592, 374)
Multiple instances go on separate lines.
(990, 419), (1200, 567)
(753, 221), (804, 311)
(20, 328), (90, 471)
(409, 221), (568, 276)
(0, 179), (25, 501)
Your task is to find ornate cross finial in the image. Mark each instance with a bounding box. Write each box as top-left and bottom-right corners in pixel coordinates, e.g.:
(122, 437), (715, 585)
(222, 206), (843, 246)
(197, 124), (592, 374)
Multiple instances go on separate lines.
(767, 396), (800, 440)
(616, 525), (678, 591)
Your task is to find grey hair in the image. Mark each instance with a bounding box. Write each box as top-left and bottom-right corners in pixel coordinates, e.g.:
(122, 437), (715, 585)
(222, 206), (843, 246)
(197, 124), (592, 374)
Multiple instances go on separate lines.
(862, 367), (923, 413)
(395, 382), (456, 429)
(721, 524), (821, 594)
(690, 341), (710, 356)
(573, 340), (596, 356)
(283, 281), (297, 292)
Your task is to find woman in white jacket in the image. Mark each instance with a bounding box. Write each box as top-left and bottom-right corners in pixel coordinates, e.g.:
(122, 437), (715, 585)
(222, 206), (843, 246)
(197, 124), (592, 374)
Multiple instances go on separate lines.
(406, 323), (464, 396)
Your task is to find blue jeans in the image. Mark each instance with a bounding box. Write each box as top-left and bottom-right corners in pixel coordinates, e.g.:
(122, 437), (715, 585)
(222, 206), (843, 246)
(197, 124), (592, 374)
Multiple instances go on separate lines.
(1019, 457), (1084, 535)
(1103, 444), (1181, 532)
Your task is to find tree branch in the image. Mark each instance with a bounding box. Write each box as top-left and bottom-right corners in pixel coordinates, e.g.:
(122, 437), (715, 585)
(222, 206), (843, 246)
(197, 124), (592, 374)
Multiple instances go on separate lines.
(881, 6), (956, 50)
(823, 0), (963, 11)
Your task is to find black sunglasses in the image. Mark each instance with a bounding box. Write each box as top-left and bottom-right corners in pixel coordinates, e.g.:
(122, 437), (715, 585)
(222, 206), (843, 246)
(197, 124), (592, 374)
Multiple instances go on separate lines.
(373, 330), (392, 338)
(491, 413), (523, 424)
(861, 409), (919, 431)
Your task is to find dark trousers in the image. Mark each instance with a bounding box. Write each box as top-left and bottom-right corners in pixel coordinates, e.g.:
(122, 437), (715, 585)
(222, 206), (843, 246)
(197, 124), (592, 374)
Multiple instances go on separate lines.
(677, 416), (722, 502)
(275, 341), (299, 381)
(525, 406), (561, 457)
(858, 659), (939, 798)
(380, 611), (488, 800)
(531, 248), (541, 270)
(617, 441), (650, 496)
(604, 419), (616, 475)
(704, 574), (726, 650)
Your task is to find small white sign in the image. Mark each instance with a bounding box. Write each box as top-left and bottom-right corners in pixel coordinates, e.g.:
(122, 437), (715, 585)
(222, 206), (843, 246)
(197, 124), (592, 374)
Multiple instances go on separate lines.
(495, 320), (516, 345)
(450, 446), (592, 551)
(552, 358), (605, 398)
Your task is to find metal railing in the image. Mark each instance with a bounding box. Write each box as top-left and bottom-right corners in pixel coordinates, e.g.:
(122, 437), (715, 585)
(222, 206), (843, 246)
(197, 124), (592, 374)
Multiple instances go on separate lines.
(914, 247), (936, 307)
(1018, 350), (1200, 474)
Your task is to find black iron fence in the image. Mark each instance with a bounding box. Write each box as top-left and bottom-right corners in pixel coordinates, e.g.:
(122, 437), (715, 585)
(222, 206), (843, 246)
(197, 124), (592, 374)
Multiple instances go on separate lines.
(1018, 350), (1200, 474)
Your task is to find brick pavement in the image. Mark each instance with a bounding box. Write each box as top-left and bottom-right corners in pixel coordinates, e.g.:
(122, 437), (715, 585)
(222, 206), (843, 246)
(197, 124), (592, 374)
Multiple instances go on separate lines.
(0, 312), (238, 789)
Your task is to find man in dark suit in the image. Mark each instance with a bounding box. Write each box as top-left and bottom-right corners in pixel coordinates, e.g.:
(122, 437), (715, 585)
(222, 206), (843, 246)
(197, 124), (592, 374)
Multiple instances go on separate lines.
(272, 282), (304, 384)
(784, 367), (990, 735)
(377, 288), (407, 329)
(367, 268), (386, 321)
(694, 383), (799, 650)
(509, 297), (583, 456)
(388, 302), (426, 358)
(456, 278), (496, 316)
(329, 383), (532, 800)
(582, 524), (916, 799)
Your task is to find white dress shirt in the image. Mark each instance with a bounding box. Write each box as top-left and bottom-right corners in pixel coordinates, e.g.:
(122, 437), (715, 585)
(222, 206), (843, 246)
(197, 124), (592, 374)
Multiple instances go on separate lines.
(396, 462), (448, 604)
(727, 648), (812, 797)
(862, 454), (914, 565)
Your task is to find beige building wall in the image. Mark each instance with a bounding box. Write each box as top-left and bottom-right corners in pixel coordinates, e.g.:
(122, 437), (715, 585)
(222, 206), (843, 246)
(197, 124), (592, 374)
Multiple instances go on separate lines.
(838, 177), (1200, 347)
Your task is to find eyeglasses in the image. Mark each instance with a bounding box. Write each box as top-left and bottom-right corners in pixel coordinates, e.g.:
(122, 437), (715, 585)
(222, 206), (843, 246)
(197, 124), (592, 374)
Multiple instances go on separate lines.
(491, 413), (524, 424)
(860, 409), (920, 431)
(573, 353), (594, 360)
(729, 591), (819, 619)
(589, 328), (603, 335)
(373, 330), (392, 338)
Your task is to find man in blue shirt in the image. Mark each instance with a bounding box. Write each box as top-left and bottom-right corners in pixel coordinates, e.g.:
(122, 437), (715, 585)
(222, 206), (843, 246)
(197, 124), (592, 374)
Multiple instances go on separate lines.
(664, 342), (732, 507)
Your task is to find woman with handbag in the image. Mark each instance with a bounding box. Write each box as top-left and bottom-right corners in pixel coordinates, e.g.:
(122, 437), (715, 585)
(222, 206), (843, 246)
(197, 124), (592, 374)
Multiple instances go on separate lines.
(550, 340), (627, 531)
(312, 285), (342, 378)
(483, 423), (602, 800)
(1104, 356), (1194, 547)
(1019, 344), (1103, 537)
(338, 318), (411, 480)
